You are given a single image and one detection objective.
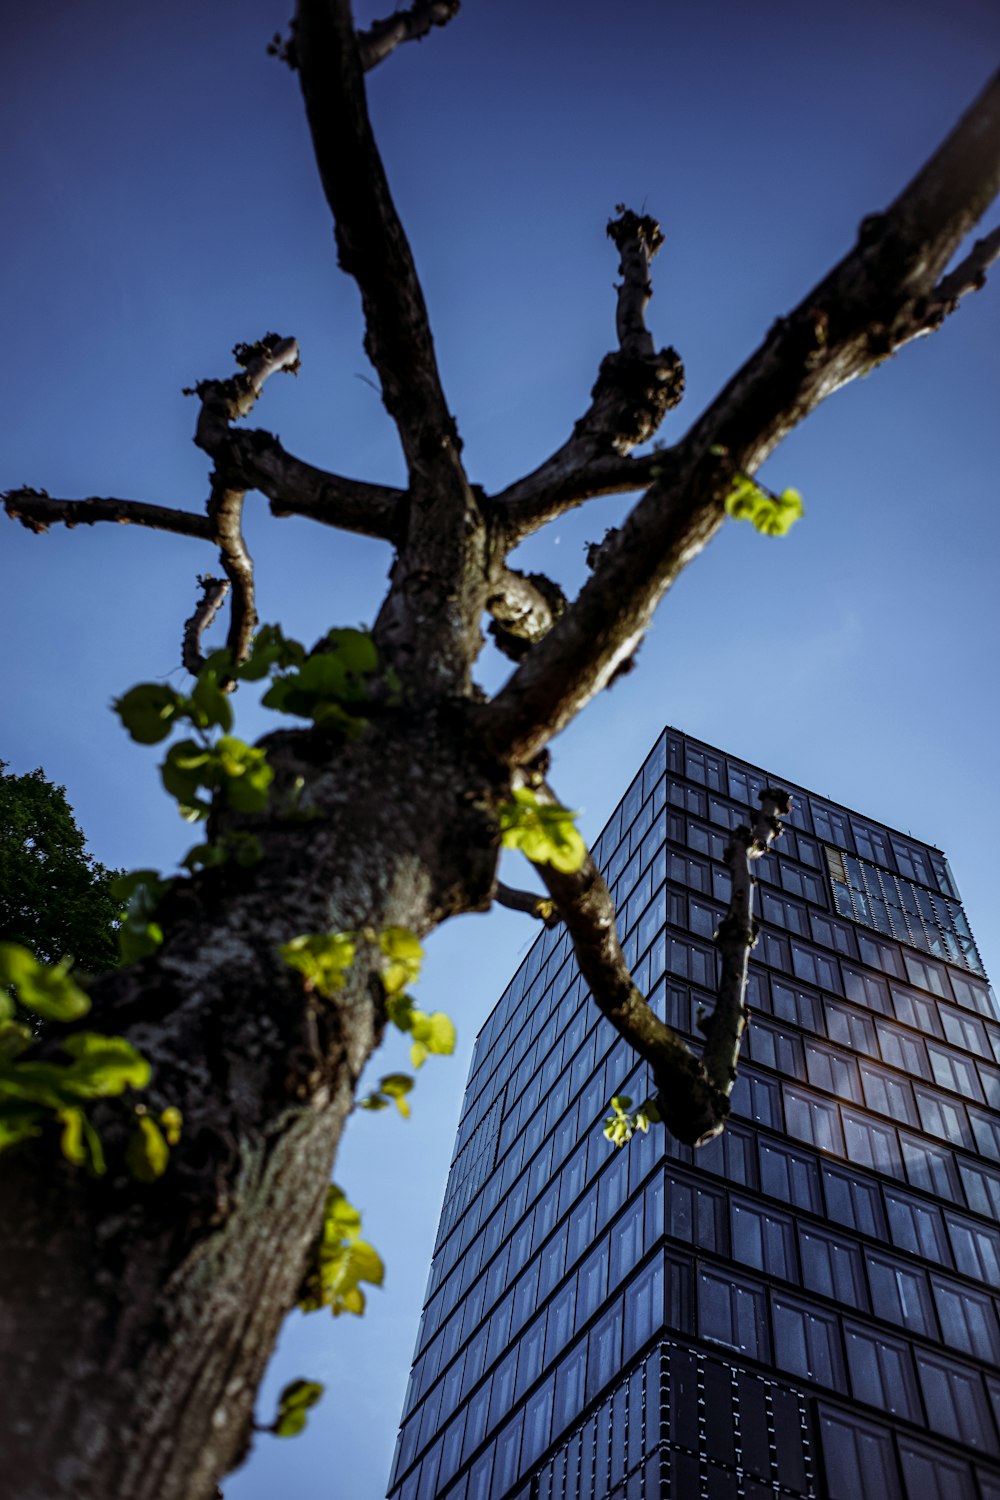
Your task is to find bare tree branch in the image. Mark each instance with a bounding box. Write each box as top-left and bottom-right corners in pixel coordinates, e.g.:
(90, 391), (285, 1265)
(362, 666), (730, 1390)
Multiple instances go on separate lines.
(297, 0), (485, 695)
(700, 789), (792, 1096)
(899, 222), (1000, 342)
(207, 483), (256, 666)
(494, 882), (558, 927)
(223, 431), (404, 541)
(182, 575), (231, 676)
(486, 567), (566, 661)
(3, 490), (213, 541)
(493, 209), (684, 541)
(358, 0), (460, 71)
(534, 784), (790, 1145)
(483, 66), (1000, 765)
(295, 0), (459, 481)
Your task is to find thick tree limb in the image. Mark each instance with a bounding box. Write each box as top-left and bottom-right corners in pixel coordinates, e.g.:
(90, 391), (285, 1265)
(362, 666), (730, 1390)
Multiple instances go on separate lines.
(494, 209), (684, 541)
(295, 0), (458, 481)
(483, 66), (1000, 765)
(182, 575), (231, 675)
(358, 0), (460, 71)
(486, 567), (566, 662)
(297, 0), (486, 694)
(534, 784), (790, 1146)
(223, 430), (404, 540)
(494, 882), (558, 927)
(3, 490), (213, 540)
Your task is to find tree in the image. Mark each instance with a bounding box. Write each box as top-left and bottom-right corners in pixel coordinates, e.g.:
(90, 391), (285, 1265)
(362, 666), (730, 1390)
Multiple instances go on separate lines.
(0, 762), (121, 973)
(2, 4), (999, 1497)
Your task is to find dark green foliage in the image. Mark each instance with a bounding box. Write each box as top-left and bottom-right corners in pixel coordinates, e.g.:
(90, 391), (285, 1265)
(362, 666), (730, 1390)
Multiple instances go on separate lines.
(0, 762), (121, 973)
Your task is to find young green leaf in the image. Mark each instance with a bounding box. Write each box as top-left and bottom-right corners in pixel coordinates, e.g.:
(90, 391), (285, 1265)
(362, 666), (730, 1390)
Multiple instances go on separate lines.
(499, 788), (586, 874)
(112, 684), (187, 745)
(125, 1114), (170, 1181)
(0, 944), (91, 1022)
(280, 932), (356, 997)
(272, 1378), (325, 1438)
(378, 927), (424, 996)
(724, 474), (804, 536)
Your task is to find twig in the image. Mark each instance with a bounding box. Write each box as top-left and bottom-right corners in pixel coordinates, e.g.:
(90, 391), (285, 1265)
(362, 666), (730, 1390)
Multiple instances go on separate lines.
(3, 490), (213, 540)
(494, 207), (684, 541)
(182, 576), (231, 675)
(495, 882), (559, 927)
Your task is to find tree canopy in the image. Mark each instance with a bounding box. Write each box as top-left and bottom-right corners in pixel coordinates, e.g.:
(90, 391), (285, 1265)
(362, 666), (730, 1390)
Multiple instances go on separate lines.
(0, 762), (120, 973)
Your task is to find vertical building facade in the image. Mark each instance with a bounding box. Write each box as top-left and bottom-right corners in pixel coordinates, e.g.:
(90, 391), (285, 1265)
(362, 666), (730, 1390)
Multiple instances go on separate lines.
(386, 729), (1000, 1500)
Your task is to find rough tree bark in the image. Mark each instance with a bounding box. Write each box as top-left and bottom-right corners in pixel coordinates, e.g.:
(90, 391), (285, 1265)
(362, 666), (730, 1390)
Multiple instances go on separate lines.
(2, 5), (999, 1498)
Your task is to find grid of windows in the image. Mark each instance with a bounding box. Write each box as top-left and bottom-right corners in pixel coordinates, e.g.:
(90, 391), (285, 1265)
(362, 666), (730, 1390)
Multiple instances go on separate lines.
(388, 731), (1000, 1500)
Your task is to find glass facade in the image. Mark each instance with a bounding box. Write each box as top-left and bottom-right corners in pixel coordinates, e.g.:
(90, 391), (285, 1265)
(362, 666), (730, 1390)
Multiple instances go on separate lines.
(387, 730), (1000, 1499)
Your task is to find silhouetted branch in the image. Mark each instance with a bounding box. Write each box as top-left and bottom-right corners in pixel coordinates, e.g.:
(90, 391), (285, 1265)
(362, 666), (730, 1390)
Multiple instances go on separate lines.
(700, 789), (792, 1097)
(534, 782), (790, 1145)
(358, 0), (460, 71)
(495, 208), (684, 541)
(295, 0), (458, 480)
(3, 490), (213, 540)
(494, 882), (558, 927)
(483, 67), (1000, 764)
(182, 575), (231, 675)
(225, 432), (403, 541)
(901, 222), (1000, 341)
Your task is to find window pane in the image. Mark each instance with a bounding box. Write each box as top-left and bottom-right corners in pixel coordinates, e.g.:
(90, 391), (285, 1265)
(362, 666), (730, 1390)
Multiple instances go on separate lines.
(773, 1295), (843, 1386)
(844, 1325), (919, 1420)
(916, 1352), (995, 1451)
(817, 1407), (901, 1499)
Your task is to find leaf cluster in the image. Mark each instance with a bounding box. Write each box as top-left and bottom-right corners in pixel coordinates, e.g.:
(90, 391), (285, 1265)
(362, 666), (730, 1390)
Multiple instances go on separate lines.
(270, 1378), (325, 1439)
(602, 1092), (662, 1148)
(297, 1185), (385, 1318)
(724, 474), (804, 536)
(0, 942), (175, 1175)
(499, 787), (586, 874)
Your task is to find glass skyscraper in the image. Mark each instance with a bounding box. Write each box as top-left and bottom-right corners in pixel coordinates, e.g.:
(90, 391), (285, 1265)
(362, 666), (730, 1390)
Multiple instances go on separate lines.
(386, 729), (1000, 1499)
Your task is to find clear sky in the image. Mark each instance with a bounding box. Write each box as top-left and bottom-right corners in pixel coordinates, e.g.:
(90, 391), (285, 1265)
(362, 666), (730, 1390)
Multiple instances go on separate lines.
(3, 2), (999, 1496)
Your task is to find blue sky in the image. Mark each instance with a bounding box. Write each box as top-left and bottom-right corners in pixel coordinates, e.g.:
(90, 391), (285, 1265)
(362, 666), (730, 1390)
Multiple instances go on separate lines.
(3, 2), (999, 1495)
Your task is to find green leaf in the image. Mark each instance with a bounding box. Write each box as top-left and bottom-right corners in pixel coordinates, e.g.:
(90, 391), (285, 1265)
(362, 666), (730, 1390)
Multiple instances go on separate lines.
(499, 787), (586, 874)
(297, 1186), (385, 1318)
(273, 1408), (307, 1438)
(189, 672), (234, 733)
(0, 944), (91, 1021)
(161, 739), (213, 813)
(61, 1032), (152, 1095)
(0, 1019), (33, 1061)
(160, 1105), (183, 1145)
(280, 932), (356, 998)
(407, 1009), (456, 1069)
(324, 1185), (362, 1241)
(58, 1105), (105, 1174)
(378, 927), (423, 996)
(125, 1114), (170, 1181)
(378, 1072), (415, 1119)
(278, 1378), (324, 1412)
(239, 624), (306, 680)
(272, 1378), (325, 1437)
(724, 475), (804, 536)
(113, 684), (186, 745)
(0, 1107), (43, 1153)
(214, 737), (273, 813)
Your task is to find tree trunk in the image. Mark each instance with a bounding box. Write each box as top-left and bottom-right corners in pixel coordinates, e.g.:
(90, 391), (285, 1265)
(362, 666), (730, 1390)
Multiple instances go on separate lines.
(0, 708), (502, 1500)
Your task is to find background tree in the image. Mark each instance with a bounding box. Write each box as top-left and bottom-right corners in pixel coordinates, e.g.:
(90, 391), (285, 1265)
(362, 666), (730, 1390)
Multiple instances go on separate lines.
(1, 4), (999, 1498)
(0, 762), (121, 972)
